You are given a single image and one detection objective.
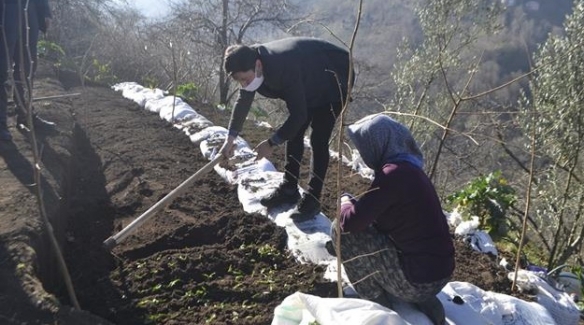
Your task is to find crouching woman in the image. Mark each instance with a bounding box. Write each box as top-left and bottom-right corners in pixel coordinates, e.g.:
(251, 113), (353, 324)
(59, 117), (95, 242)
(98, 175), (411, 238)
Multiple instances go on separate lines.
(331, 114), (455, 325)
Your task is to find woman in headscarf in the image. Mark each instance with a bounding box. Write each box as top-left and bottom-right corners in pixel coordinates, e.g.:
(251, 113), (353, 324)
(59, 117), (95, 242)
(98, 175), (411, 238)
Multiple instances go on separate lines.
(332, 114), (455, 325)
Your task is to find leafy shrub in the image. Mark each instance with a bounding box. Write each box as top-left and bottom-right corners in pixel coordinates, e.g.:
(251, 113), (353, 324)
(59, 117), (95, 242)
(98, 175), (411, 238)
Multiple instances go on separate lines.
(91, 59), (117, 84)
(37, 39), (65, 59)
(175, 82), (198, 102)
(142, 76), (160, 89)
(447, 171), (516, 239)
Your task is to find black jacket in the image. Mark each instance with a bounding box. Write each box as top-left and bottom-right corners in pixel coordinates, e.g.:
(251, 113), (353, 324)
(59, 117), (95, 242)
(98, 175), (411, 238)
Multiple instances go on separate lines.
(228, 37), (353, 144)
(35, 0), (52, 33)
(3, 0), (52, 32)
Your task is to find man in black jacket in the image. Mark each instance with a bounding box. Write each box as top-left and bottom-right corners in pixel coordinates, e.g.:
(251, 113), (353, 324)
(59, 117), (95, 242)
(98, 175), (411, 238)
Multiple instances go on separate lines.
(220, 37), (353, 222)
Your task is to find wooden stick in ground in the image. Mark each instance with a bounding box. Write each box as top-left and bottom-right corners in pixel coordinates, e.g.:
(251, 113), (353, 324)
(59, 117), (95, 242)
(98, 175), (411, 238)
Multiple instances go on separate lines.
(335, 0), (363, 298)
(14, 9), (81, 310)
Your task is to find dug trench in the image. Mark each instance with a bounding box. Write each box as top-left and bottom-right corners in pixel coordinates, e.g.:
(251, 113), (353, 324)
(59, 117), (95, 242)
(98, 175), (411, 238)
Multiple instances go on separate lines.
(0, 60), (529, 325)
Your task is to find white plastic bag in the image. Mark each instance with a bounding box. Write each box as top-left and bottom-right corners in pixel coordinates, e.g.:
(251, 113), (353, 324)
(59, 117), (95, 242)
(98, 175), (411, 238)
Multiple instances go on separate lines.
(272, 292), (411, 325)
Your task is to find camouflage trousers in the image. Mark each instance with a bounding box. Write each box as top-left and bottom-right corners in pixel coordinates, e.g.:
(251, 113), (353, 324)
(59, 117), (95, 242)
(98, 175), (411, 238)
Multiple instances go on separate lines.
(331, 220), (449, 304)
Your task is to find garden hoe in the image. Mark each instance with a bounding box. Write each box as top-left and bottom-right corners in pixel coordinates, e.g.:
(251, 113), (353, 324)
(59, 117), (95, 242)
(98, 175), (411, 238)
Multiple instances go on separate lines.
(103, 153), (223, 251)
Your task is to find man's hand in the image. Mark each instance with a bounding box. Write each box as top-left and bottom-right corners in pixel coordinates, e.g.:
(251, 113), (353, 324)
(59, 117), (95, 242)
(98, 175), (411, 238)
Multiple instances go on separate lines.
(254, 139), (274, 161)
(218, 136), (237, 168)
(219, 136), (236, 158)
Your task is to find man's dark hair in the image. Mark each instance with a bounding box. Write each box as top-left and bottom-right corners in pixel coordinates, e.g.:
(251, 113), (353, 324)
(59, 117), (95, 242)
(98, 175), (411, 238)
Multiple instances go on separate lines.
(224, 44), (258, 76)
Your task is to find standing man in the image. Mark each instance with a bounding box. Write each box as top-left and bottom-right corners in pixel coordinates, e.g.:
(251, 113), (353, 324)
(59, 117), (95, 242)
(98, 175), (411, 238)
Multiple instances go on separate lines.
(220, 37), (353, 222)
(13, 0), (55, 129)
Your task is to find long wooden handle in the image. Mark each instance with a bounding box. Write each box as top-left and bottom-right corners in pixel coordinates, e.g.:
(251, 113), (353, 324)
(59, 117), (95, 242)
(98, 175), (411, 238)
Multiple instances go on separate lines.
(103, 154), (223, 250)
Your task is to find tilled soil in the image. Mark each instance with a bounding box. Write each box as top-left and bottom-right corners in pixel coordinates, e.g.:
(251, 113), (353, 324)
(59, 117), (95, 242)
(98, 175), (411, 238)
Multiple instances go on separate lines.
(0, 60), (540, 325)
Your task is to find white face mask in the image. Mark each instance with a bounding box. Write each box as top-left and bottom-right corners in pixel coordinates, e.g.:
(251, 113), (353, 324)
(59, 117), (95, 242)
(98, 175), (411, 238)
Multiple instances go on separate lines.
(242, 60), (264, 92)
(242, 74), (264, 92)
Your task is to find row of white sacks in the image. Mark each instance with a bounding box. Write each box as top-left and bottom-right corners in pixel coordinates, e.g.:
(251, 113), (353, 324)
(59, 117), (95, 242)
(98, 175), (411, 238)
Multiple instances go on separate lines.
(112, 82), (581, 325)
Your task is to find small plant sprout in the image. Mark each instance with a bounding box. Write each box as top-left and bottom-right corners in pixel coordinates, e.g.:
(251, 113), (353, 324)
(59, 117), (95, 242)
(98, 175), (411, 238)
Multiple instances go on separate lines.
(194, 286), (208, 302)
(231, 311), (240, 322)
(203, 272), (216, 281)
(241, 300), (258, 309)
(137, 297), (163, 307)
(146, 313), (166, 323)
(205, 313), (217, 323)
(168, 279), (181, 288)
(183, 290), (194, 298)
(258, 244), (280, 257)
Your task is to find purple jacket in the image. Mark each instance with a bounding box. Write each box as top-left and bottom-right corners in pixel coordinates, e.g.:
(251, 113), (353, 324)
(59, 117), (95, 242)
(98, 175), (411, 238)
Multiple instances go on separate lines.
(340, 162), (455, 283)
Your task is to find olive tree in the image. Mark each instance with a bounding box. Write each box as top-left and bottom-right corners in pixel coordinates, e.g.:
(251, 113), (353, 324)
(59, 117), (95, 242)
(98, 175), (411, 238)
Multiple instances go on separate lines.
(389, 0), (505, 192)
(518, 0), (584, 269)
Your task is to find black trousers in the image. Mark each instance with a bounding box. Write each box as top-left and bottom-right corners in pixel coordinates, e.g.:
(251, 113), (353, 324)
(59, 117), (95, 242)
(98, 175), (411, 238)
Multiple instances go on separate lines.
(0, 2), (21, 127)
(283, 102), (342, 200)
